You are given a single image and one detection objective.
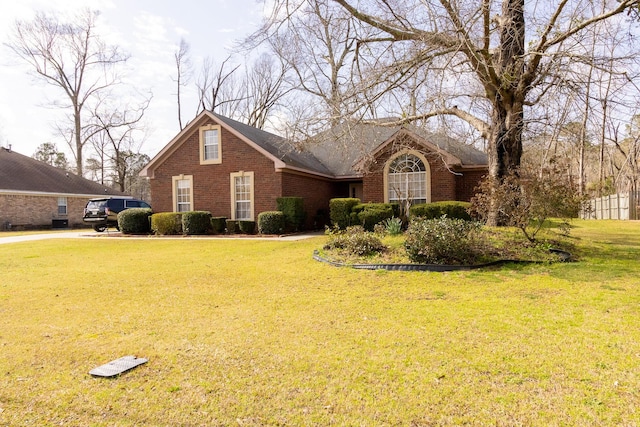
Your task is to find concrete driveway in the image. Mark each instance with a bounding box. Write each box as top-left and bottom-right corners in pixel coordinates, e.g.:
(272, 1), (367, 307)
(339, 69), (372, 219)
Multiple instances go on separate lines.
(0, 231), (91, 245)
(0, 230), (322, 244)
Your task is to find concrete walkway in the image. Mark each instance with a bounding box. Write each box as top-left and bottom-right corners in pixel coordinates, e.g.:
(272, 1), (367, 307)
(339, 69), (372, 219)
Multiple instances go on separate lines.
(0, 231), (89, 245)
(0, 230), (323, 245)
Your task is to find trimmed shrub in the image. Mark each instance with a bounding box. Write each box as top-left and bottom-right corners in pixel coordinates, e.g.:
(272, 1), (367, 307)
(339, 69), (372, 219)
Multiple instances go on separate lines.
(226, 219), (239, 234)
(276, 197), (306, 231)
(405, 216), (481, 265)
(238, 220), (256, 234)
(258, 211), (285, 235)
(410, 201), (472, 221)
(354, 203), (395, 231)
(118, 208), (152, 234)
(182, 211), (212, 235)
(329, 198), (360, 229)
(211, 217), (227, 234)
(151, 212), (183, 235)
(324, 226), (387, 257)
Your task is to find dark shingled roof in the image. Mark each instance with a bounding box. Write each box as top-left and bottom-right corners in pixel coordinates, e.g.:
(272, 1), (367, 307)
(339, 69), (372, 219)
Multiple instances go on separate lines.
(142, 111), (488, 180)
(304, 121), (488, 177)
(0, 147), (123, 196)
(213, 115), (487, 178)
(212, 113), (334, 176)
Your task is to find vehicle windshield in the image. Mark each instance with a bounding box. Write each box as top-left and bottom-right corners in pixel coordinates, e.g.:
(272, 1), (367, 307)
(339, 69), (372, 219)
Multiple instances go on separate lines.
(86, 200), (108, 209)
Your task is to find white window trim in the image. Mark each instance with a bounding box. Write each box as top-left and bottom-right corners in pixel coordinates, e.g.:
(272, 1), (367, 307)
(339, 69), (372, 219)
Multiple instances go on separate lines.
(172, 174), (194, 212)
(230, 171), (254, 221)
(199, 124), (222, 165)
(383, 150), (431, 204)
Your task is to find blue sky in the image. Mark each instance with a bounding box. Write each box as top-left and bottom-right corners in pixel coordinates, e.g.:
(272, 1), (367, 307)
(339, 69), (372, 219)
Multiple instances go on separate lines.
(0, 0), (267, 160)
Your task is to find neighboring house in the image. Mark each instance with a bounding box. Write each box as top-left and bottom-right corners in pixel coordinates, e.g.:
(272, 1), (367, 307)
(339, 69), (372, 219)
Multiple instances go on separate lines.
(0, 146), (124, 229)
(140, 111), (488, 228)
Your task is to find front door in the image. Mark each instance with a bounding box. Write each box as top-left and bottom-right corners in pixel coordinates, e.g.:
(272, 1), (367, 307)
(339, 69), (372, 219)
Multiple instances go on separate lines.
(349, 183), (363, 200)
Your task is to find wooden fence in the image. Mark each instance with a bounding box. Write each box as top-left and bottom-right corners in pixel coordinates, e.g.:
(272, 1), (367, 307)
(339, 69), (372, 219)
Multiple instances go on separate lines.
(581, 192), (639, 220)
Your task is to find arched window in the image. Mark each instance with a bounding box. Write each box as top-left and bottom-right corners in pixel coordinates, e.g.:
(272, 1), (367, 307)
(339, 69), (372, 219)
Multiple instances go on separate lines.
(387, 153), (428, 205)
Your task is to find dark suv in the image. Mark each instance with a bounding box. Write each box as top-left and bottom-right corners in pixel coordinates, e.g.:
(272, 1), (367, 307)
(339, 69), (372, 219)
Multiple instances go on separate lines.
(83, 197), (151, 232)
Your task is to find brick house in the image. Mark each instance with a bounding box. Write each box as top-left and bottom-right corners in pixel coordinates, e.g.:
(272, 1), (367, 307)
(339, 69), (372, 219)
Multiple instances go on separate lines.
(140, 111), (488, 228)
(0, 146), (124, 230)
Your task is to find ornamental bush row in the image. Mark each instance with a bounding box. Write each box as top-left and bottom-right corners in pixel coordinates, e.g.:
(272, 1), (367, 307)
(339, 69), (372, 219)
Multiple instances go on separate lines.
(329, 198), (472, 231)
(322, 216), (482, 265)
(118, 210), (248, 236)
(118, 209), (291, 236)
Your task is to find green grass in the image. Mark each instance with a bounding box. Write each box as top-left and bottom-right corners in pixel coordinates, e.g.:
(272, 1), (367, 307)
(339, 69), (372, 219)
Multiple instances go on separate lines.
(1, 220), (639, 425)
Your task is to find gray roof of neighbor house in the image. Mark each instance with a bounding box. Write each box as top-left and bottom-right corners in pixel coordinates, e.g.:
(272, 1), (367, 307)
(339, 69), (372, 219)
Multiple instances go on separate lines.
(0, 147), (123, 196)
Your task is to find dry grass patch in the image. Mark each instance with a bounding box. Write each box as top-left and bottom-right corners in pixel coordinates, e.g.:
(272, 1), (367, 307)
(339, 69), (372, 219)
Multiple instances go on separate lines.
(0, 220), (639, 425)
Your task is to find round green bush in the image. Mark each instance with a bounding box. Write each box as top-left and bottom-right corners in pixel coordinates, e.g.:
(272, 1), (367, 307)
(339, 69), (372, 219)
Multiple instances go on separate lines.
(329, 198), (360, 229)
(324, 226), (387, 256)
(258, 211), (285, 234)
(151, 212), (183, 235)
(182, 211), (212, 235)
(404, 216), (480, 264)
(118, 208), (152, 235)
(356, 204), (395, 231)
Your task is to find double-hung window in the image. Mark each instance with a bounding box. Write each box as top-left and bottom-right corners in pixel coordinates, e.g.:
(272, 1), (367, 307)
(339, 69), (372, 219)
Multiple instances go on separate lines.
(172, 175), (193, 212)
(230, 171), (254, 220)
(200, 125), (221, 164)
(57, 197), (67, 215)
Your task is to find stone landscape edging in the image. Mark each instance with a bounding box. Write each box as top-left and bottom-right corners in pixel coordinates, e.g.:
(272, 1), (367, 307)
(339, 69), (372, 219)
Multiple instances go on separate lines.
(312, 249), (571, 272)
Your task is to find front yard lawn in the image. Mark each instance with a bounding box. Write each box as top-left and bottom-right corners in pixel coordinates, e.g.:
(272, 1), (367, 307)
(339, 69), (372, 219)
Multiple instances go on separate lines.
(0, 220), (639, 425)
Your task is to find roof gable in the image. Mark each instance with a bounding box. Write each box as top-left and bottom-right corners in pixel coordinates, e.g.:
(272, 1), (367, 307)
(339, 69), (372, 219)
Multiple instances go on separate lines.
(141, 111), (333, 178)
(305, 122), (488, 177)
(0, 147), (123, 196)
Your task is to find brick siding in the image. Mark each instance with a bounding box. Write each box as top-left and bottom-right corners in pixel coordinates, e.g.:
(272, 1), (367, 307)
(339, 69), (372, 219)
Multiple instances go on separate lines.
(148, 116), (488, 227)
(456, 169), (487, 202)
(0, 193), (92, 229)
(150, 117), (335, 227)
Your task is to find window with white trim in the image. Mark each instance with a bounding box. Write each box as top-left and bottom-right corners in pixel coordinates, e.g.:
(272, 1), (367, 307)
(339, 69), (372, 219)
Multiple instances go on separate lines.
(387, 153), (428, 205)
(199, 125), (221, 164)
(57, 197), (67, 215)
(172, 175), (193, 212)
(230, 171), (254, 220)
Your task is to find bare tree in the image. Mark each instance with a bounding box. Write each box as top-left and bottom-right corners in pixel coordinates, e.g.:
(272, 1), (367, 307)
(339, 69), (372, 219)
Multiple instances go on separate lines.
(120, 152), (151, 201)
(260, 0), (358, 127)
(244, 54), (291, 129)
(6, 9), (129, 176)
(173, 38), (192, 131)
(318, 0), (638, 223)
(90, 94), (151, 192)
(196, 55), (243, 116)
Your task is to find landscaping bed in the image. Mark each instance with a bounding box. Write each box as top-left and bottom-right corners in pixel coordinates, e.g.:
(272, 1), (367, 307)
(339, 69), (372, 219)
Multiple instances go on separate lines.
(316, 220), (574, 271)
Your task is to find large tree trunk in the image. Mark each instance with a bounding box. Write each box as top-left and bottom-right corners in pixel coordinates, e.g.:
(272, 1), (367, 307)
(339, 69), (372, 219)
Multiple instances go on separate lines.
(488, 102), (524, 180)
(485, 0), (525, 226)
